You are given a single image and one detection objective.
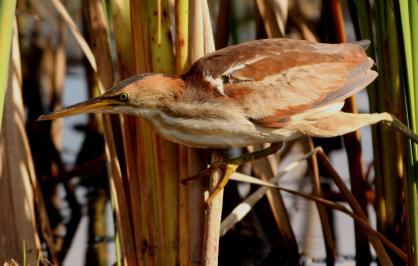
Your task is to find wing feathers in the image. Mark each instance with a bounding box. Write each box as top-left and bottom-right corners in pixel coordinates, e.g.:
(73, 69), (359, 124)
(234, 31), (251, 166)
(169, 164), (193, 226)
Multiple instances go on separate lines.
(182, 38), (377, 129)
(322, 58), (376, 102)
(248, 58), (376, 128)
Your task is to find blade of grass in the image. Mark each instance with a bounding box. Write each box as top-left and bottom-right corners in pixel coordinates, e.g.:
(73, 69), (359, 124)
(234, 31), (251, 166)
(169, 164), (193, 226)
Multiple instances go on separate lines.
(0, 0), (17, 130)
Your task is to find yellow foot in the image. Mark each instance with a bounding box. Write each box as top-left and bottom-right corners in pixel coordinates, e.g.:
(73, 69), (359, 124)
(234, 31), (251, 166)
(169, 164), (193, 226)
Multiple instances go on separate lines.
(180, 143), (285, 207)
(205, 164), (238, 207)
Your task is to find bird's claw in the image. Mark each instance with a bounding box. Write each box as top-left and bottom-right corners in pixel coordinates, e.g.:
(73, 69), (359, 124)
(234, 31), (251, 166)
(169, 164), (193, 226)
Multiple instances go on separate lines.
(180, 162), (239, 208)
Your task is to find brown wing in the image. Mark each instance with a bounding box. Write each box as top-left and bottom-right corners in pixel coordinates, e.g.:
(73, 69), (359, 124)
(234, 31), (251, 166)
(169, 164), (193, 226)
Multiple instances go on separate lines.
(183, 38), (377, 127)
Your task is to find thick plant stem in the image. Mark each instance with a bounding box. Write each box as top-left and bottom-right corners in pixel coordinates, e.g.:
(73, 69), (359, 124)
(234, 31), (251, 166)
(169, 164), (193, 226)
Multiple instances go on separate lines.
(329, 0), (371, 264)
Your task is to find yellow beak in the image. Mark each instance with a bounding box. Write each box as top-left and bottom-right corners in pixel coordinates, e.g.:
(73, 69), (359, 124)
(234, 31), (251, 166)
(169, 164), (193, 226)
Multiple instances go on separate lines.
(37, 96), (118, 121)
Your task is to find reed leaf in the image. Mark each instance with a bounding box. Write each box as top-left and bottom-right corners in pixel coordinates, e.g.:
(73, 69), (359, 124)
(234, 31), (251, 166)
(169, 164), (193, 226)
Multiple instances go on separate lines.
(49, 0), (97, 72)
(0, 20), (40, 264)
(118, 0), (184, 264)
(0, 0), (17, 130)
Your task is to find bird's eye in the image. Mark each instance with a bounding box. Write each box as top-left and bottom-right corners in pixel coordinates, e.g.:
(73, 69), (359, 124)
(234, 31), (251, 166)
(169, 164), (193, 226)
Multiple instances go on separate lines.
(119, 92), (129, 101)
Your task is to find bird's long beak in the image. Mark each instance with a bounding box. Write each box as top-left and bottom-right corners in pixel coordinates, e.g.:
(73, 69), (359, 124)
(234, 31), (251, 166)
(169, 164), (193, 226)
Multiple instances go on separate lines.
(37, 96), (117, 121)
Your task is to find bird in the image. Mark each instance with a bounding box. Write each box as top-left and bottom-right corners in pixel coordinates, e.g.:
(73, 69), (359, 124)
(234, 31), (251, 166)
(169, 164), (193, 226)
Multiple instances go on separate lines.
(38, 38), (418, 204)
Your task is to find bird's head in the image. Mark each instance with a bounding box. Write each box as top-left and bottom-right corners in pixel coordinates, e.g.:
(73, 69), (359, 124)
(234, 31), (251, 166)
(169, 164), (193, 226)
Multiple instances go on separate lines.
(38, 73), (184, 121)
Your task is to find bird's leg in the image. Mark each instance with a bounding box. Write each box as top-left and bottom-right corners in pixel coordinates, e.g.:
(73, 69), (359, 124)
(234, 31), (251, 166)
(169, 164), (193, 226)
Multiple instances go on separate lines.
(205, 164), (239, 207)
(219, 142), (284, 166)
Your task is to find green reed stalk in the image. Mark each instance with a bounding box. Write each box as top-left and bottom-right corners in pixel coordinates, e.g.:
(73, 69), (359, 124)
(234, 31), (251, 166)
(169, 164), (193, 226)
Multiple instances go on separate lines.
(350, 1), (408, 263)
(0, 0), (17, 131)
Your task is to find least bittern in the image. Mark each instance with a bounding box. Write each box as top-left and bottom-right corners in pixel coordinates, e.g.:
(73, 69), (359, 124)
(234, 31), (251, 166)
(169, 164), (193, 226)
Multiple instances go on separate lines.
(39, 38), (418, 205)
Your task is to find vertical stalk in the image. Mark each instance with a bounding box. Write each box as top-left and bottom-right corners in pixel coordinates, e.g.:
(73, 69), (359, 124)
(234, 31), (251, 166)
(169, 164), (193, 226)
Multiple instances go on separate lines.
(176, 0), (208, 265)
(0, 19), (40, 264)
(84, 1), (137, 265)
(111, 0), (133, 77)
(128, 0), (182, 265)
(175, 0), (189, 74)
(200, 2), (222, 265)
(330, 1), (371, 264)
(350, 3), (407, 263)
(0, 0), (17, 130)
(306, 138), (336, 266)
(149, 1), (179, 265)
(394, 0), (418, 264)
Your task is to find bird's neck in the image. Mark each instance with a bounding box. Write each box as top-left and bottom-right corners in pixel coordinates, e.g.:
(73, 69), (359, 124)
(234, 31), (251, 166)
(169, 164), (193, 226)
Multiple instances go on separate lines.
(153, 74), (186, 100)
